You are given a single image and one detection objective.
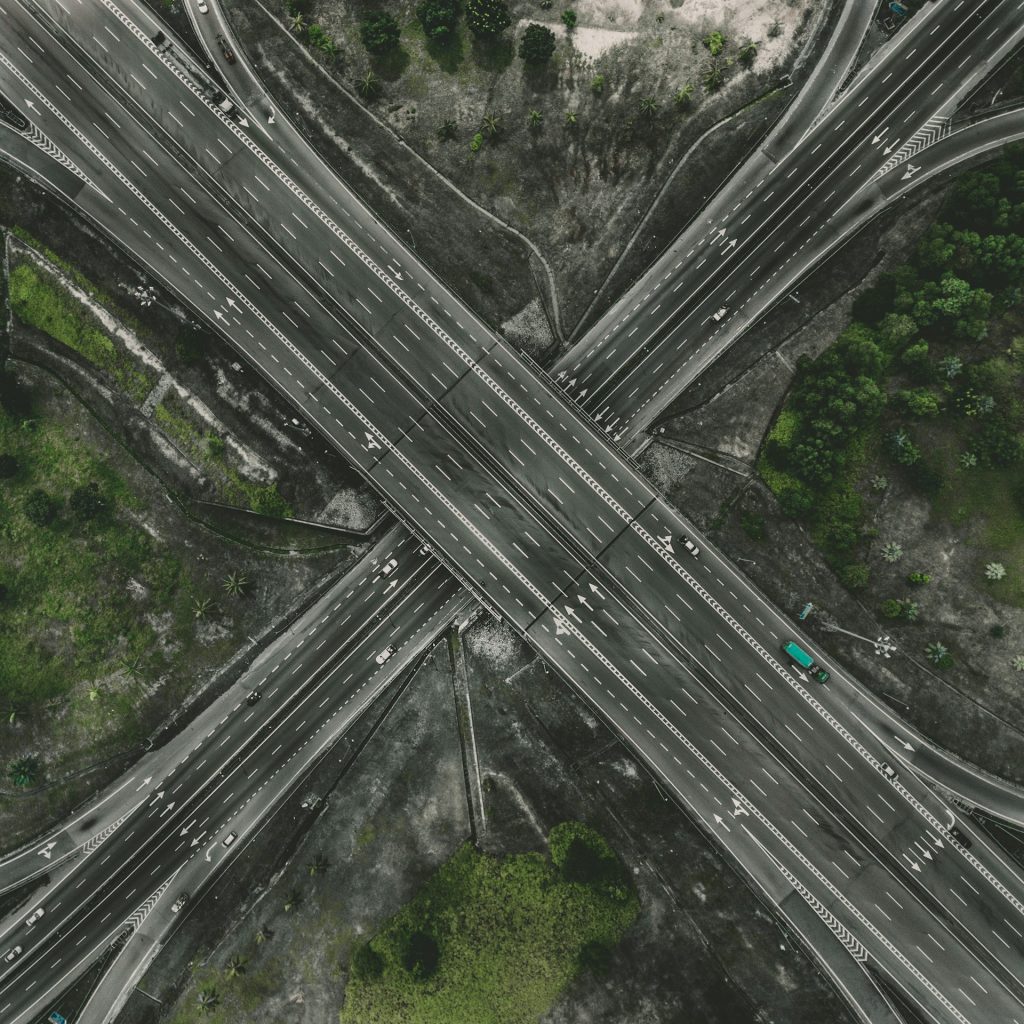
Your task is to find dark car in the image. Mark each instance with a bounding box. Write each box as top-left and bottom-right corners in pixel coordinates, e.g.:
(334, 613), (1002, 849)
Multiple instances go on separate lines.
(171, 893), (189, 913)
(949, 825), (972, 849)
(216, 33), (236, 64)
(246, 690), (261, 706)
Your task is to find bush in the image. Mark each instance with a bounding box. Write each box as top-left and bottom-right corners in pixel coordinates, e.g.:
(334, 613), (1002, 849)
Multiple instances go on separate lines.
(703, 30), (726, 55)
(739, 511), (765, 541)
(907, 572), (931, 585)
(899, 387), (940, 417)
(778, 481), (814, 518)
(465, 0), (511, 36)
(360, 11), (401, 53)
(402, 931), (440, 980)
(578, 940), (614, 976)
(0, 453), (18, 478)
(519, 22), (556, 63)
(880, 598), (904, 619)
(561, 9), (577, 28)
(23, 488), (57, 526)
(590, 73), (605, 94)
(840, 563), (871, 590)
(69, 482), (105, 521)
(417, 0), (459, 44)
(351, 943), (385, 980)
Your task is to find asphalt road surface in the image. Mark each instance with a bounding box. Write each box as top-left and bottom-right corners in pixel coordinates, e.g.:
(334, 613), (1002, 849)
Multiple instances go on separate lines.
(3, 1), (1024, 1021)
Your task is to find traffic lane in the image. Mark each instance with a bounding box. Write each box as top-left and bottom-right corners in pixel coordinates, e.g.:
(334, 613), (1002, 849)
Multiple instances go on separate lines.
(525, 597), (1020, 1022)
(0, 561), (464, 1020)
(560, 0), (1013, 413)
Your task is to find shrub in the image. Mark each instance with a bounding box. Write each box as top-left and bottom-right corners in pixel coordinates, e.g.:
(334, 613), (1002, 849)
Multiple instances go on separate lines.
(206, 433), (226, 458)
(351, 942), (385, 980)
(739, 511), (765, 541)
(840, 563), (871, 590)
(907, 572), (931, 585)
(69, 482), (105, 520)
(7, 756), (40, 787)
(990, 623), (1007, 638)
(561, 9), (577, 29)
(881, 542), (903, 563)
(465, 0), (511, 36)
(0, 453), (18, 478)
(986, 562), (1007, 581)
(402, 930), (440, 980)
(360, 11), (401, 54)
(703, 30), (726, 55)
(519, 22), (557, 63)
(590, 74), (605, 94)
(880, 598), (903, 619)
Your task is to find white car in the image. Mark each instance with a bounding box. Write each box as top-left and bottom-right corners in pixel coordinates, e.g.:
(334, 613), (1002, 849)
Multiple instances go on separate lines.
(375, 645), (396, 666)
(197, 0), (209, 11)
(681, 536), (700, 557)
(4, 946), (22, 963)
(880, 761), (899, 782)
(381, 558), (398, 576)
(222, 831), (237, 848)
(171, 893), (189, 913)
(712, 306), (728, 322)
(24, 907), (44, 927)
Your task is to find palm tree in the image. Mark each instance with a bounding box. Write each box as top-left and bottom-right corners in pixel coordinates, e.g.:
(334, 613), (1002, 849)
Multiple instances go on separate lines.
(319, 37), (337, 61)
(197, 986), (220, 1013)
(7, 756), (39, 787)
(480, 112), (501, 137)
(564, 109), (577, 127)
(528, 108), (543, 129)
(308, 853), (329, 876)
(192, 596), (215, 619)
(254, 924), (272, 945)
(225, 955), (247, 978)
(290, 11), (305, 34)
(357, 70), (380, 98)
(437, 117), (457, 139)
(222, 571), (249, 597)
(119, 653), (143, 678)
(283, 889), (302, 912)
(639, 96), (658, 119)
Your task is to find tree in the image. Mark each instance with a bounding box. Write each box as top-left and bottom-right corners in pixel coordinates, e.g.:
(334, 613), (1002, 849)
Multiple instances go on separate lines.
(357, 70), (381, 98)
(308, 853), (329, 876)
(417, 0), (459, 45)
(880, 598), (903, 619)
(737, 41), (757, 68)
(590, 73), (605, 95)
(899, 388), (940, 418)
(519, 23), (556, 64)
(925, 641), (952, 667)
(360, 11), (401, 54)
(69, 481), (105, 520)
(561, 9), (577, 29)
(0, 453), (18, 478)
(254, 924), (272, 944)
(840, 563), (871, 590)
(465, 0), (511, 37)
(881, 542), (903, 563)
(938, 353), (963, 379)
(701, 53), (731, 91)
(907, 572), (931, 585)
(8, 756), (39, 787)
(986, 562), (1007, 581)
(223, 571), (248, 596)
(289, 11), (305, 34)
(437, 117), (457, 139)
(703, 30), (726, 55)
(1014, 655), (1024, 672)
(196, 987), (219, 1014)
(225, 955), (246, 979)
(638, 96), (658, 119)
(480, 112), (501, 136)
(192, 596), (215, 619)
(23, 488), (57, 527)
(402, 930), (440, 979)
(283, 889), (303, 912)
(564, 109), (577, 127)
(528, 108), (543, 128)
(351, 942), (384, 979)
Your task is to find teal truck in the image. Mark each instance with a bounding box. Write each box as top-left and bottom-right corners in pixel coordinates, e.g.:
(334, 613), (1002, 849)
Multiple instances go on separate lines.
(781, 640), (830, 683)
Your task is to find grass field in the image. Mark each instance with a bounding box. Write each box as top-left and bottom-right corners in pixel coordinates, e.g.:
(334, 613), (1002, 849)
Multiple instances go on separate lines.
(0, 405), (193, 725)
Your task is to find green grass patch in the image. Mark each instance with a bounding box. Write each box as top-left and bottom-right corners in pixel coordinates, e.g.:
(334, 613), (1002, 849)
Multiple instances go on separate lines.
(341, 822), (639, 1024)
(0, 407), (193, 720)
(8, 259), (156, 404)
(154, 394), (291, 517)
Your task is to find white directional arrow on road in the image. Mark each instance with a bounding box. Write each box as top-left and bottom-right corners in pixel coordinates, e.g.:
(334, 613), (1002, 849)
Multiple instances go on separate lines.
(893, 734), (914, 752)
(179, 819), (196, 837)
(214, 310), (226, 321)
(365, 431), (381, 450)
(135, 776), (152, 792)
(901, 163), (921, 181)
(385, 580), (398, 592)
(872, 126), (889, 144)
(564, 604), (582, 623)
(386, 265), (404, 281)
(226, 297), (238, 308)
(589, 583), (604, 599)
(657, 534), (674, 554)
(578, 594), (593, 612)
(928, 831), (944, 849)
(148, 791), (165, 807)
(555, 616), (570, 636)
(713, 814), (731, 832)
(24, 98), (37, 111)
(190, 831), (207, 848)
(36, 841), (57, 859)
(724, 239), (737, 250)
(237, 115), (250, 128)
(883, 137), (901, 155)
(731, 798), (749, 818)
(159, 801), (176, 818)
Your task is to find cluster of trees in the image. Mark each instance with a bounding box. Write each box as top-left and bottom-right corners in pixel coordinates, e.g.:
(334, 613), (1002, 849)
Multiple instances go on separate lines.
(763, 143), (1024, 566)
(341, 822), (637, 1023)
(699, 29), (756, 92)
(358, 0), (517, 57)
(8, 471), (109, 529)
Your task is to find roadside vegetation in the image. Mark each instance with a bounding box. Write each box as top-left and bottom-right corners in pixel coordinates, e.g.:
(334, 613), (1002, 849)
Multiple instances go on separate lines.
(340, 821), (639, 1024)
(761, 143), (1024, 646)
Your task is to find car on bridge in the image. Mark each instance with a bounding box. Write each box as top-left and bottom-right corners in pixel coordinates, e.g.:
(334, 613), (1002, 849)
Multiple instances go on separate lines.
(3, 945), (22, 963)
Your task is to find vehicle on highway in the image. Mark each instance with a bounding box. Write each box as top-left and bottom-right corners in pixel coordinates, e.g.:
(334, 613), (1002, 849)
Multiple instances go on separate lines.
(222, 830), (238, 847)
(375, 644), (396, 666)
(151, 30), (171, 52)
(24, 907), (44, 927)
(680, 536), (699, 557)
(780, 640), (830, 683)
(419, 543), (432, 555)
(712, 306), (728, 322)
(246, 689), (261, 706)
(949, 825), (972, 849)
(197, 0), (208, 10)
(215, 33), (236, 64)
(211, 91), (237, 117)
(3, 945), (22, 963)
(880, 761), (899, 782)
(171, 893), (189, 913)
(381, 558), (398, 575)
(48, 1013), (68, 1024)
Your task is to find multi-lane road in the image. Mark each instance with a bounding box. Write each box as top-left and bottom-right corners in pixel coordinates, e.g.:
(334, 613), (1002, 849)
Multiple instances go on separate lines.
(3, 1), (1024, 1022)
